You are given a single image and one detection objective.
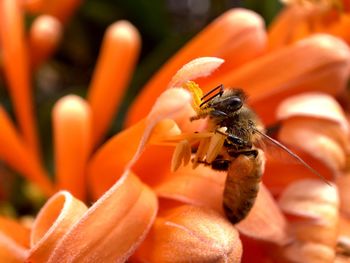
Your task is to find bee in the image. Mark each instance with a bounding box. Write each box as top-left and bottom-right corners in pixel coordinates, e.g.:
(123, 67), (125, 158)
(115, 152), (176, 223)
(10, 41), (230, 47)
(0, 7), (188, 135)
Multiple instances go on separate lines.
(170, 81), (325, 224)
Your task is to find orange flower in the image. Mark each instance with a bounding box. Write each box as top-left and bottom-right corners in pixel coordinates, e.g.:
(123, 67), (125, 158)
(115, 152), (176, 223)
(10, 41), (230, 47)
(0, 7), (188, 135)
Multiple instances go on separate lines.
(266, 92), (350, 262)
(269, 0), (350, 49)
(1, 1), (350, 262)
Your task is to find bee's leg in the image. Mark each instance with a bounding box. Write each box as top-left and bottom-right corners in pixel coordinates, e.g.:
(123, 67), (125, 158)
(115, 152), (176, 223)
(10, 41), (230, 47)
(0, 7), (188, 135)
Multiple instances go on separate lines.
(224, 134), (245, 147)
(209, 110), (228, 118)
(210, 159), (231, 171)
(189, 108), (213, 121)
(214, 130), (248, 149)
(227, 149), (258, 159)
(194, 156), (231, 171)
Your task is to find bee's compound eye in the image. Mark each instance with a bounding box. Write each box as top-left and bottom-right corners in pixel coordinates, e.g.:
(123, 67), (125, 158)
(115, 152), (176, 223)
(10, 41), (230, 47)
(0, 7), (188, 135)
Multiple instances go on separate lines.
(225, 97), (243, 111)
(209, 95), (243, 113)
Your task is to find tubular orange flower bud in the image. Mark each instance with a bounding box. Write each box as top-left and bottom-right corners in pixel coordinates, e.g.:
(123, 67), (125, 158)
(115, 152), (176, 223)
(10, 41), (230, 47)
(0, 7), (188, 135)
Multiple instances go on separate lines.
(53, 95), (92, 200)
(0, 0), (40, 158)
(87, 21), (140, 146)
(0, 107), (54, 196)
(29, 15), (62, 69)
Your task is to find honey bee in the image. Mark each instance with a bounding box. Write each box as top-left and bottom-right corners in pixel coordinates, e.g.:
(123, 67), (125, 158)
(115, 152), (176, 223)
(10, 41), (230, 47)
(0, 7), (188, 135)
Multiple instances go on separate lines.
(170, 81), (325, 224)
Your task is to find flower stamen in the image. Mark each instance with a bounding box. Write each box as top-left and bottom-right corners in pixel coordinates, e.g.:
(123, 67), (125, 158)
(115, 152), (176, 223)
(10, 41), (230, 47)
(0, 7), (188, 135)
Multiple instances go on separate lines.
(171, 140), (192, 172)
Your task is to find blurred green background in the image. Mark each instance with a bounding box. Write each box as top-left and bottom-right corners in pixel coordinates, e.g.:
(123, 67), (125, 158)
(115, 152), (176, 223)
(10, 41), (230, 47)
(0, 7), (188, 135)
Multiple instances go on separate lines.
(0, 0), (282, 215)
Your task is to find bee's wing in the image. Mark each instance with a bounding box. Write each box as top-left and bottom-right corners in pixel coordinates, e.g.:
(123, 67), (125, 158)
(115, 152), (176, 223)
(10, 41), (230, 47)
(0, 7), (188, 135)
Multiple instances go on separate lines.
(252, 128), (330, 185)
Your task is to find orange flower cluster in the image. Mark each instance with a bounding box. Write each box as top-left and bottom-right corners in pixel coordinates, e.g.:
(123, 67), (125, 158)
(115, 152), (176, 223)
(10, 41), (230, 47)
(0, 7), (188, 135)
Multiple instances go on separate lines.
(0, 0), (350, 262)
(270, 0), (350, 48)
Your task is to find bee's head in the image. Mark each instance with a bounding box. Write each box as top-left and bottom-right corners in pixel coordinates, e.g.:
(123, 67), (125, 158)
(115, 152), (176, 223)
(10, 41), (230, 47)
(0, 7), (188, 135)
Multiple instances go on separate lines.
(186, 82), (247, 121)
(204, 89), (245, 117)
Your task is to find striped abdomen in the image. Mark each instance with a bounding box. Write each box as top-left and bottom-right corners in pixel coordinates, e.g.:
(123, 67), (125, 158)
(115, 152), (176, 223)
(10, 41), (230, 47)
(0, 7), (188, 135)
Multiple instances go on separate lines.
(223, 152), (264, 224)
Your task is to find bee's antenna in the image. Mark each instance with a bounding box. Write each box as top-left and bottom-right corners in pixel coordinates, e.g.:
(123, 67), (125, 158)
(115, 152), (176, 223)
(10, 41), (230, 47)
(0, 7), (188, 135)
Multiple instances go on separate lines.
(253, 129), (332, 186)
(201, 84), (224, 100)
(200, 84), (224, 107)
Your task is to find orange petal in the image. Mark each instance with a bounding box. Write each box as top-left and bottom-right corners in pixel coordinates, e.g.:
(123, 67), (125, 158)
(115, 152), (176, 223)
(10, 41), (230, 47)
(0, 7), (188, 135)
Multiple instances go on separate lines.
(263, 148), (334, 196)
(336, 215), (350, 261)
(133, 205), (242, 262)
(28, 191), (87, 262)
(204, 34), (350, 125)
(164, 151), (290, 244)
(278, 179), (339, 262)
(327, 13), (350, 45)
(132, 145), (174, 187)
(275, 93), (350, 183)
(278, 117), (347, 175)
(283, 242), (336, 263)
(0, 233), (28, 263)
(279, 179), (338, 223)
(0, 106), (54, 196)
(87, 119), (146, 199)
(336, 170), (350, 217)
(29, 15), (62, 69)
(155, 163), (226, 212)
(155, 159), (289, 245)
(45, 173), (157, 262)
(130, 88), (192, 168)
(236, 184), (289, 245)
(87, 88), (192, 199)
(53, 95), (92, 200)
(268, 6), (313, 50)
(0, 216), (30, 248)
(277, 92), (350, 134)
(125, 8), (266, 126)
(0, 0), (40, 158)
(87, 21), (140, 146)
(132, 87), (209, 186)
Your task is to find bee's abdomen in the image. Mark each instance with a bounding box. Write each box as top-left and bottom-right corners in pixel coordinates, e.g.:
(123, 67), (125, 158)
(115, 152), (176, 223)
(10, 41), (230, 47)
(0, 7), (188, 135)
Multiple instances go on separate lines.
(223, 152), (264, 224)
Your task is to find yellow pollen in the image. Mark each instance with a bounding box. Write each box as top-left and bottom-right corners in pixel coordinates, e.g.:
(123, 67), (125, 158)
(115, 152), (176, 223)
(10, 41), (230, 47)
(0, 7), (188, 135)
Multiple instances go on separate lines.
(182, 81), (203, 113)
(182, 81), (215, 120)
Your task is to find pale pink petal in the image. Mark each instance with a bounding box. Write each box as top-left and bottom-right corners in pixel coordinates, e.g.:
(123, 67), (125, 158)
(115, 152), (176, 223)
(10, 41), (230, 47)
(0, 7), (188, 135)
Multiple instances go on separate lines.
(277, 92), (350, 134)
(278, 179), (339, 262)
(279, 179), (338, 223)
(336, 171), (350, 217)
(87, 88), (193, 199)
(28, 191), (88, 262)
(132, 205), (242, 262)
(278, 118), (348, 175)
(168, 57), (224, 88)
(46, 173), (158, 262)
(126, 88), (192, 170)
